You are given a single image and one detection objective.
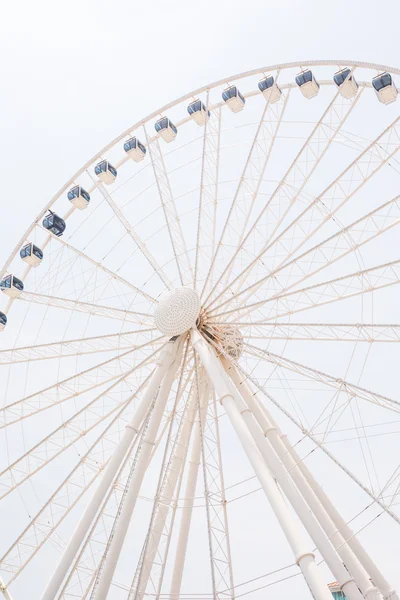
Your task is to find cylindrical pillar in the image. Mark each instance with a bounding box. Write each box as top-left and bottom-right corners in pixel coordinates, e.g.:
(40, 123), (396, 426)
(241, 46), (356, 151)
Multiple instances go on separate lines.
(41, 338), (182, 600)
(191, 330), (332, 600)
(225, 359), (379, 600)
(170, 377), (210, 598)
(136, 382), (201, 599)
(243, 365), (399, 600)
(216, 358), (363, 600)
(92, 341), (184, 600)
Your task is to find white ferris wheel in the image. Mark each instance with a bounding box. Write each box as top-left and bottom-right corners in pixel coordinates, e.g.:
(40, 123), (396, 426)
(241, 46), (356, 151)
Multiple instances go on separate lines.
(1, 59), (400, 600)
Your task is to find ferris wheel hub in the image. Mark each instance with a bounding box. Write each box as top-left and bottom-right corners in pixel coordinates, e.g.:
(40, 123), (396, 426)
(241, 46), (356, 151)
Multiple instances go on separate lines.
(155, 287), (201, 336)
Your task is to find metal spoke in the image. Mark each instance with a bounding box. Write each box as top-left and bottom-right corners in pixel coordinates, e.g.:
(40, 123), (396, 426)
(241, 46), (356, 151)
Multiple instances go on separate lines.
(234, 360), (400, 527)
(38, 227), (158, 306)
(203, 79), (290, 299)
(195, 99), (221, 295)
(208, 114), (400, 315)
(233, 322), (400, 342)
(0, 371), (154, 584)
(214, 258), (400, 322)
(243, 342), (400, 413)
(17, 291), (154, 325)
(0, 336), (163, 428)
(205, 85), (363, 310)
(0, 344), (165, 498)
(0, 328), (158, 365)
(93, 178), (172, 290)
(145, 127), (193, 287)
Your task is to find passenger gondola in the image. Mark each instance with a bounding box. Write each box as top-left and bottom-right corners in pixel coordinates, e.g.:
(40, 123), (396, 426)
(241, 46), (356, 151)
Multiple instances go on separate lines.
(20, 242), (43, 267)
(222, 85), (245, 113)
(295, 69), (320, 99)
(155, 117), (178, 142)
(258, 75), (282, 104)
(0, 274), (24, 298)
(372, 72), (398, 105)
(95, 160), (117, 184)
(124, 137), (147, 162)
(42, 211), (66, 237)
(68, 186), (91, 210)
(0, 311), (6, 331)
(187, 100), (210, 126)
(333, 68), (358, 99)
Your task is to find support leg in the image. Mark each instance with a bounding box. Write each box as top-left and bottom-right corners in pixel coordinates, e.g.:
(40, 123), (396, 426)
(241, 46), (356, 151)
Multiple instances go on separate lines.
(91, 339), (184, 599)
(191, 330), (332, 600)
(170, 377), (210, 598)
(225, 359), (380, 600)
(41, 337), (182, 600)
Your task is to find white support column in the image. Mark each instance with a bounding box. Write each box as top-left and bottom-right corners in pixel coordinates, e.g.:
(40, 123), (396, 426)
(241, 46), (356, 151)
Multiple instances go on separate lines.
(281, 438), (399, 600)
(41, 337), (182, 600)
(134, 382), (199, 599)
(212, 355), (364, 600)
(224, 360), (381, 600)
(170, 378), (210, 599)
(91, 339), (184, 600)
(191, 330), (332, 600)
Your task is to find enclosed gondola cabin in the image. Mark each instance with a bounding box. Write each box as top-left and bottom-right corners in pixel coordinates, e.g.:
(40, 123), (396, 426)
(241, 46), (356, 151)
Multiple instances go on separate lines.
(333, 68), (358, 99)
(68, 186), (91, 210)
(258, 76), (281, 104)
(372, 72), (398, 105)
(187, 100), (210, 126)
(0, 274), (24, 298)
(20, 242), (43, 267)
(124, 137), (147, 162)
(295, 69), (320, 99)
(155, 117), (177, 142)
(95, 160), (117, 185)
(42, 211), (66, 237)
(222, 86), (245, 113)
(0, 311), (6, 331)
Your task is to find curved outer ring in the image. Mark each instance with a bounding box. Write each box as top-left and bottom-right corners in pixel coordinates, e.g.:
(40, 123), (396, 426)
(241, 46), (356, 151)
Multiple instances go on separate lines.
(1, 59), (399, 282)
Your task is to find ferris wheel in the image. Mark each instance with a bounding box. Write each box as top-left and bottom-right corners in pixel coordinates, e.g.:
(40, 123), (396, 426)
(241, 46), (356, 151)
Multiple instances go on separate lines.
(1, 59), (400, 600)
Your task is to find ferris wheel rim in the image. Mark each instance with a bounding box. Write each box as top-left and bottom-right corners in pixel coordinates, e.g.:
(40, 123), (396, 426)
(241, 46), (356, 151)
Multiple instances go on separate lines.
(1, 56), (400, 600)
(1, 58), (400, 284)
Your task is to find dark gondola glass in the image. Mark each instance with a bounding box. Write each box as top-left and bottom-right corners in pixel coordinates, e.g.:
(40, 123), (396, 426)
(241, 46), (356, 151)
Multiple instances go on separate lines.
(20, 243), (43, 263)
(187, 100), (210, 116)
(222, 86), (245, 113)
(95, 160), (117, 184)
(124, 137), (146, 154)
(222, 86), (245, 103)
(124, 137), (147, 161)
(258, 75), (281, 103)
(295, 70), (313, 86)
(372, 73), (392, 92)
(0, 311), (7, 330)
(42, 211), (66, 237)
(258, 76), (275, 92)
(187, 100), (210, 125)
(0, 274), (24, 298)
(372, 72), (398, 104)
(333, 68), (358, 99)
(95, 161), (117, 177)
(295, 69), (319, 99)
(333, 68), (351, 87)
(68, 185), (91, 210)
(155, 117), (178, 142)
(155, 118), (177, 134)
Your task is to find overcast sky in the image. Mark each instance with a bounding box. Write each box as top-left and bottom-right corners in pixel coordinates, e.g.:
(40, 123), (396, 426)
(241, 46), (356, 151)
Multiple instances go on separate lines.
(1, 1), (400, 598)
(0, 0), (399, 261)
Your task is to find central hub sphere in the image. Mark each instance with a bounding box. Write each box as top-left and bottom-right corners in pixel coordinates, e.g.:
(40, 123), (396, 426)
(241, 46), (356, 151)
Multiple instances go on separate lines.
(155, 287), (201, 336)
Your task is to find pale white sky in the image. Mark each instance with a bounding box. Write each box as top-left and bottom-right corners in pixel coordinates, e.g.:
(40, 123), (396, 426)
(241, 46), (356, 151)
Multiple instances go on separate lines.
(1, 2), (400, 599)
(0, 0), (399, 259)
